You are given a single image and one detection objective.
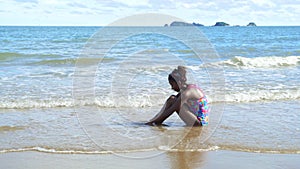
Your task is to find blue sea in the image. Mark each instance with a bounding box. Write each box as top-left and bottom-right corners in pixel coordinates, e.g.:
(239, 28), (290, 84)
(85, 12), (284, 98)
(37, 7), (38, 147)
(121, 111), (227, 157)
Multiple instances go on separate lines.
(0, 26), (299, 156)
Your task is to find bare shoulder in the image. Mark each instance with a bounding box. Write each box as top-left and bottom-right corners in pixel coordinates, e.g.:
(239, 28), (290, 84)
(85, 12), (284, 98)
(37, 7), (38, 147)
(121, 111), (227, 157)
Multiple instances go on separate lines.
(182, 87), (203, 99)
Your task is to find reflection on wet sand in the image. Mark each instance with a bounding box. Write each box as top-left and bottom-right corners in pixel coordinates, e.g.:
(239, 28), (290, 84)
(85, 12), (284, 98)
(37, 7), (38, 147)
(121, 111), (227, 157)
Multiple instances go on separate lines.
(166, 127), (207, 169)
(168, 151), (206, 169)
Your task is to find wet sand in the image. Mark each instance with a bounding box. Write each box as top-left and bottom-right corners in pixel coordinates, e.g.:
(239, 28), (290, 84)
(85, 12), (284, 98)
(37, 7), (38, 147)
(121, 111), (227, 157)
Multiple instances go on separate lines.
(0, 150), (299, 169)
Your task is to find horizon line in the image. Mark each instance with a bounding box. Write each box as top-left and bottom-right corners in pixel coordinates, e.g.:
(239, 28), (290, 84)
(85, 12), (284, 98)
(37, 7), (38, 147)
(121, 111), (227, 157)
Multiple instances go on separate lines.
(0, 24), (299, 27)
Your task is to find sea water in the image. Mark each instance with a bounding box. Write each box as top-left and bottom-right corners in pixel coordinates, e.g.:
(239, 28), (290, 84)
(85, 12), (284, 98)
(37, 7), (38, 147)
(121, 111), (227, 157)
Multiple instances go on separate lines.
(0, 26), (299, 155)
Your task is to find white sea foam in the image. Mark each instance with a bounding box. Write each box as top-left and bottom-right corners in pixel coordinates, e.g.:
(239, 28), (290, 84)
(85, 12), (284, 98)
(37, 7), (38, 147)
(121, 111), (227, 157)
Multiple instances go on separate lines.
(0, 146), (219, 154)
(1, 87), (299, 109)
(209, 56), (300, 68)
(158, 145), (220, 152)
(214, 88), (300, 103)
(0, 99), (75, 109)
(0, 147), (113, 154)
(2, 145), (298, 154)
(0, 95), (168, 109)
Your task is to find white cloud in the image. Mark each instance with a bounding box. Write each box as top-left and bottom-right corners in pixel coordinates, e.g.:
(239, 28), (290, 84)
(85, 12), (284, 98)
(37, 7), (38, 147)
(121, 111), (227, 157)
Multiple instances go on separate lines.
(113, 0), (150, 7)
(13, 0), (37, 3)
(251, 0), (276, 7)
(40, 0), (65, 5)
(0, 0), (299, 25)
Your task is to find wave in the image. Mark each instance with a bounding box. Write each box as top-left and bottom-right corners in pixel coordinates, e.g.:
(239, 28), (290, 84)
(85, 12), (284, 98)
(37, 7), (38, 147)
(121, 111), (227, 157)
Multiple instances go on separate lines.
(51, 38), (89, 43)
(0, 146), (220, 155)
(0, 52), (64, 62)
(0, 99), (75, 109)
(0, 126), (26, 132)
(0, 52), (23, 61)
(0, 146), (218, 154)
(0, 51), (115, 65)
(209, 56), (300, 68)
(222, 88), (300, 103)
(31, 57), (116, 66)
(217, 145), (300, 154)
(0, 96), (165, 109)
(1, 145), (299, 155)
(0, 147), (115, 154)
(0, 88), (299, 109)
(31, 58), (77, 65)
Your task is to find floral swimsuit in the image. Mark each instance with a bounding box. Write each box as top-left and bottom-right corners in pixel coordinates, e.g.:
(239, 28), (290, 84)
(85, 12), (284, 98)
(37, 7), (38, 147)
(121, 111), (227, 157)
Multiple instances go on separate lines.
(188, 85), (209, 126)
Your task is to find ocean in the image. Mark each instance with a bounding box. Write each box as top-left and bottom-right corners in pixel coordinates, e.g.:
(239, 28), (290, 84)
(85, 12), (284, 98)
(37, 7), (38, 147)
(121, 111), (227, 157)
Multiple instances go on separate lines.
(0, 26), (299, 157)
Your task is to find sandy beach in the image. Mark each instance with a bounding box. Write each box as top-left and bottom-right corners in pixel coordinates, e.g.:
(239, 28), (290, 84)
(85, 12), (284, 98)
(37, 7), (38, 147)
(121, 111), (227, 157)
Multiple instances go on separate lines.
(1, 150), (299, 169)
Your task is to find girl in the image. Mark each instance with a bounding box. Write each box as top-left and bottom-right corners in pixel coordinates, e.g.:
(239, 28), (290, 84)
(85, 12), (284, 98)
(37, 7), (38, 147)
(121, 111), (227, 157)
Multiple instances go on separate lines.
(146, 66), (209, 126)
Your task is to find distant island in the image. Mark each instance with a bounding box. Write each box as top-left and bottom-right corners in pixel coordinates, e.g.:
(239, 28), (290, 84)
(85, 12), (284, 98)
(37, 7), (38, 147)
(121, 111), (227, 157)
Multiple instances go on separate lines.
(165, 21), (204, 27)
(164, 21), (257, 27)
(214, 22), (229, 26)
(247, 22), (257, 26)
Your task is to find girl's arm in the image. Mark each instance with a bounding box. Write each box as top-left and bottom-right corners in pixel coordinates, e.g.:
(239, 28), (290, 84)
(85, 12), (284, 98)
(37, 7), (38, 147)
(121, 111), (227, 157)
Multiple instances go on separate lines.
(146, 94), (181, 125)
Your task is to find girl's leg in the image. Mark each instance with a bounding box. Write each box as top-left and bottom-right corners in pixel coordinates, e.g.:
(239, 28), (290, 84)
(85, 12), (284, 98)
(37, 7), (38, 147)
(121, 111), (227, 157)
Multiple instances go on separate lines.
(178, 104), (201, 126)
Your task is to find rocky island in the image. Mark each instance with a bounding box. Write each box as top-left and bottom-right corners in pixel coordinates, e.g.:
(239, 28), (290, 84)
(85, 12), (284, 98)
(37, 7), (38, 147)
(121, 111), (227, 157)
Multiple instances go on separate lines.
(214, 22), (230, 26)
(166, 21), (204, 27)
(247, 22), (257, 26)
(164, 21), (257, 27)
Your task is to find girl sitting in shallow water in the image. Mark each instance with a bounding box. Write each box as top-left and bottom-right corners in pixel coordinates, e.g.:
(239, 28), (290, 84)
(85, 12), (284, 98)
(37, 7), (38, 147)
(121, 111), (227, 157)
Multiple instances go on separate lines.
(146, 66), (209, 126)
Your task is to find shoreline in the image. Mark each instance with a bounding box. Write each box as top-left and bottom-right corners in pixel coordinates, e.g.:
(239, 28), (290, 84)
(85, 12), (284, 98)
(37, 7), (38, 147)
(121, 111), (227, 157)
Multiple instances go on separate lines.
(1, 150), (299, 169)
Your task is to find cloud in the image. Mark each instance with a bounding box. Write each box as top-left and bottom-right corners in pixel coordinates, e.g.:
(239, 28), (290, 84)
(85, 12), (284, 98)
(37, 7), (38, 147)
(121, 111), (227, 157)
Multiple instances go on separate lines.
(13, 0), (37, 3)
(44, 10), (52, 14)
(67, 2), (88, 9)
(148, 0), (177, 9)
(0, 0), (299, 26)
(112, 0), (150, 7)
(251, 0), (275, 7)
(93, 0), (132, 8)
(70, 10), (89, 15)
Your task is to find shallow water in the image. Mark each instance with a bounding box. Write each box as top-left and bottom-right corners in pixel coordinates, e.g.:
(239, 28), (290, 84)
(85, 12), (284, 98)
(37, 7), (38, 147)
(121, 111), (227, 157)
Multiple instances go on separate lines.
(0, 101), (299, 154)
(0, 26), (299, 154)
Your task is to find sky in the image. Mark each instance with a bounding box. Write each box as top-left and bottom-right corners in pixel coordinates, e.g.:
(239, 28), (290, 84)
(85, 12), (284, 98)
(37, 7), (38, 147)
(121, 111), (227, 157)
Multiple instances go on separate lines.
(0, 0), (299, 26)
